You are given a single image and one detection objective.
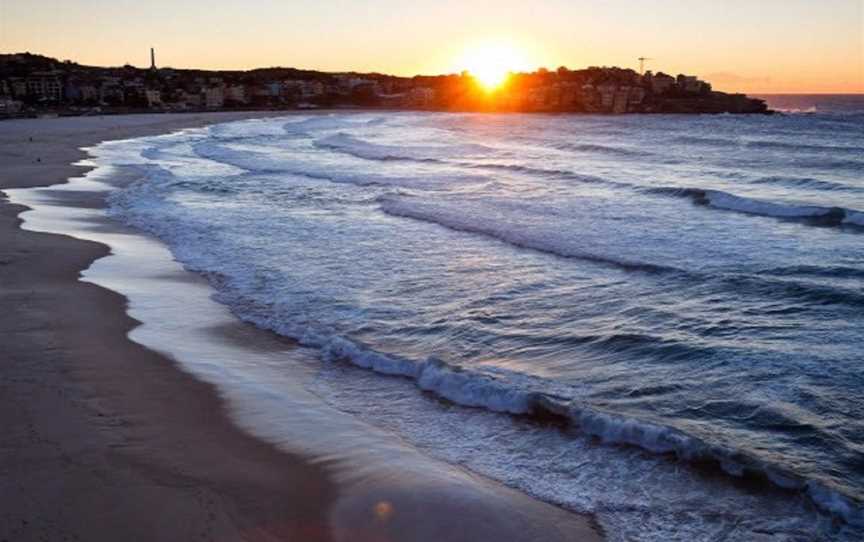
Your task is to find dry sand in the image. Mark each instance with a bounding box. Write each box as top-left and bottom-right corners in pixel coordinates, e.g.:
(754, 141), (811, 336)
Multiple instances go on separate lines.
(0, 112), (602, 541)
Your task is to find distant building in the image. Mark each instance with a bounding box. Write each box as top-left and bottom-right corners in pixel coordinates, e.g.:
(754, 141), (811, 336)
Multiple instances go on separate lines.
(558, 82), (580, 108)
(612, 87), (630, 113)
(0, 97), (23, 115)
(180, 90), (202, 107)
(336, 75), (373, 94)
(597, 82), (617, 109)
(527, 87), (547, 109)
(650, 73), (676, 94)
(79, 85), (100, 102)
(145, 89), (162, 107)
(407, 86), (435, 106)
(225, 85), (247, 104)
(203, 86), (224, 108)
(9, 78), (28, 99)
(64, 76), (100, 103)
(677, 74), (707, 94)
(300, 80), (325, 98)
(26, 71), (64, 102)
(627, 86), (646, 111)
(98, 76), (125, 104)
(264, 82), (281, 97)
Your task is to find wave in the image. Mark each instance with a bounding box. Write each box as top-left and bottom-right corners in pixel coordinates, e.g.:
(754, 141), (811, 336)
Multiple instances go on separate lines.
(458, 162), (634, 190)
(744, 139), (864, 155)
(774, 106), (819, 114)
(378, 196), (679, 274)
(209, 118), (295, 139)
(314, 132), (493, 162)
(718, 273), (864, 308)
(307, 133), (788, 201)
(671, 135), (739, 147)
(648, 187), (864, 229)
(282, 115), (365, 135)
(141, 248), (863, 530)
(551, 141), (654, 158)
(106, 148), (864, 530)
(380, 195), (864, 310)
(191, 141), (489, 190)
(229, 311), (864, 528)
(669, 135), (864, 162)
(153, 144), (864, 309)
(791, 156), (864, 171)
(759, 264), (864, 281)
(750, 175), (857, 192)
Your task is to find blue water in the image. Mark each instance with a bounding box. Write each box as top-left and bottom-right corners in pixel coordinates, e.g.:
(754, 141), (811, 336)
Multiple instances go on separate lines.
(99, 99), (864, 540)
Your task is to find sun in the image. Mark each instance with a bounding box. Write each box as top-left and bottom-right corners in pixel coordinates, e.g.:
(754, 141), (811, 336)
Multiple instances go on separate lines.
(457, 40), (532, 91)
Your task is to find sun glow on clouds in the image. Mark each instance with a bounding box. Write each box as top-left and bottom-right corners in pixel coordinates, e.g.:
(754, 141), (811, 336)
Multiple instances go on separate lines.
(455, 39), (535, 90)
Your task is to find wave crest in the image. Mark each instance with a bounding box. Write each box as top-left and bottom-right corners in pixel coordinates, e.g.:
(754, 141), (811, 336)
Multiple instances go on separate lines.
(313, 332), (864, 528)
(649, 187), (864, 228)
(315, 132), (493, 162)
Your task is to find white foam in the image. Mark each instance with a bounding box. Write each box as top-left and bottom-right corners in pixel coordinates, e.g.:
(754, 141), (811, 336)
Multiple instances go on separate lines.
(704, 189), (844, 219)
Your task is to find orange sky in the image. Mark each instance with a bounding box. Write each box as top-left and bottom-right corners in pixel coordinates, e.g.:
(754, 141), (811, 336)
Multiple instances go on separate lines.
(1, 0), (862, 93)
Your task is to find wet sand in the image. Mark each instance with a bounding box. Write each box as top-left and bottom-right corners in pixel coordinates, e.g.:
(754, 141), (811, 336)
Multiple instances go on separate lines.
(0, 113), (602, 541)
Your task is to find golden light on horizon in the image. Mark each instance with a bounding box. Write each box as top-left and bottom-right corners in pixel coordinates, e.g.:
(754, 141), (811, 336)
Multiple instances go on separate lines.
(455, 39), (533, 91)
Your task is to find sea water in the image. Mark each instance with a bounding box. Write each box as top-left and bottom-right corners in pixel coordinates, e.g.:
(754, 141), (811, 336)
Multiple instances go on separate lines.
(93, 100), (863, 540)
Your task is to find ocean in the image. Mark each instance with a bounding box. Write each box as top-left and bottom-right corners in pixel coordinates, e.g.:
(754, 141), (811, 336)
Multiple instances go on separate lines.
(58, 97), (864, 540)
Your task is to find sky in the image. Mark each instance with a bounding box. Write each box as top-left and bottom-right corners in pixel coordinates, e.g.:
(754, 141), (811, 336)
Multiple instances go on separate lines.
(1, 0), (862, 93)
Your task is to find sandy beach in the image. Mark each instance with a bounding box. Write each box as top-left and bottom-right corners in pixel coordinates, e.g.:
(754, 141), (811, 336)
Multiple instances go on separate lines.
(0, 113), (602, 542)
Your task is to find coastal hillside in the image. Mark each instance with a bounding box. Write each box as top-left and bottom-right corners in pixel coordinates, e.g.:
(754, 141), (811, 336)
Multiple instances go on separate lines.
(0, 52), (768, 116)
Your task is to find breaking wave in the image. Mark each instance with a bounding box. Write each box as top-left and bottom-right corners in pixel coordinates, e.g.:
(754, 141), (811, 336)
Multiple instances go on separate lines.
(192, 295), (864, 528)
(191, 141), (489, 190)
(378, 196), (679, 274)
(551, 141), (655, 158)
(314, 132), (493, 162)
(649, 187), (864, 228)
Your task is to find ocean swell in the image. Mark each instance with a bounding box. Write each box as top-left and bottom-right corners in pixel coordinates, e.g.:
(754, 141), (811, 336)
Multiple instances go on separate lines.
(649, 186), (864, 228)
(99, 113), (864, 538)
(314, 132), (493, 162)
(231, 308), (864, 528)
(191, 140), (489, 190)
(378, 195), (679, 274)
(749, 174), (856, 192)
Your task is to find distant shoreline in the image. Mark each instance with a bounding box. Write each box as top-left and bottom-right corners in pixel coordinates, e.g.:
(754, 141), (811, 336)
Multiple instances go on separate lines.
(0, 103), (777, 122)
(3, 52), (770, 116)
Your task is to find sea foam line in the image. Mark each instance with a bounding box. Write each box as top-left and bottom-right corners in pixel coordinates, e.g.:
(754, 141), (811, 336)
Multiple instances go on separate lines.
(234, 310), (864, 528)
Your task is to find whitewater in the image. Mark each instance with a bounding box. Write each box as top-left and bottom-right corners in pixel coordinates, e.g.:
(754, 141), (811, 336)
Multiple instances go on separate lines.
(93, 105), (862, 540)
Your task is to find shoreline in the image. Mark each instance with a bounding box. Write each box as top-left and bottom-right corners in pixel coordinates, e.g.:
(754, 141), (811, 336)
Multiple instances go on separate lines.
(0, 112), (336, 541)
(0, 113), (602, 541)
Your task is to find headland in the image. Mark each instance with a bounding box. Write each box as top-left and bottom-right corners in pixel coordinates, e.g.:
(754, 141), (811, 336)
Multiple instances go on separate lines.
(1, 52), (769, 118)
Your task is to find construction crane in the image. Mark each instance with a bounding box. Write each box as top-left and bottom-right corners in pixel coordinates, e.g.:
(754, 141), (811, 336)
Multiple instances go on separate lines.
(638, 57), (652, 74)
